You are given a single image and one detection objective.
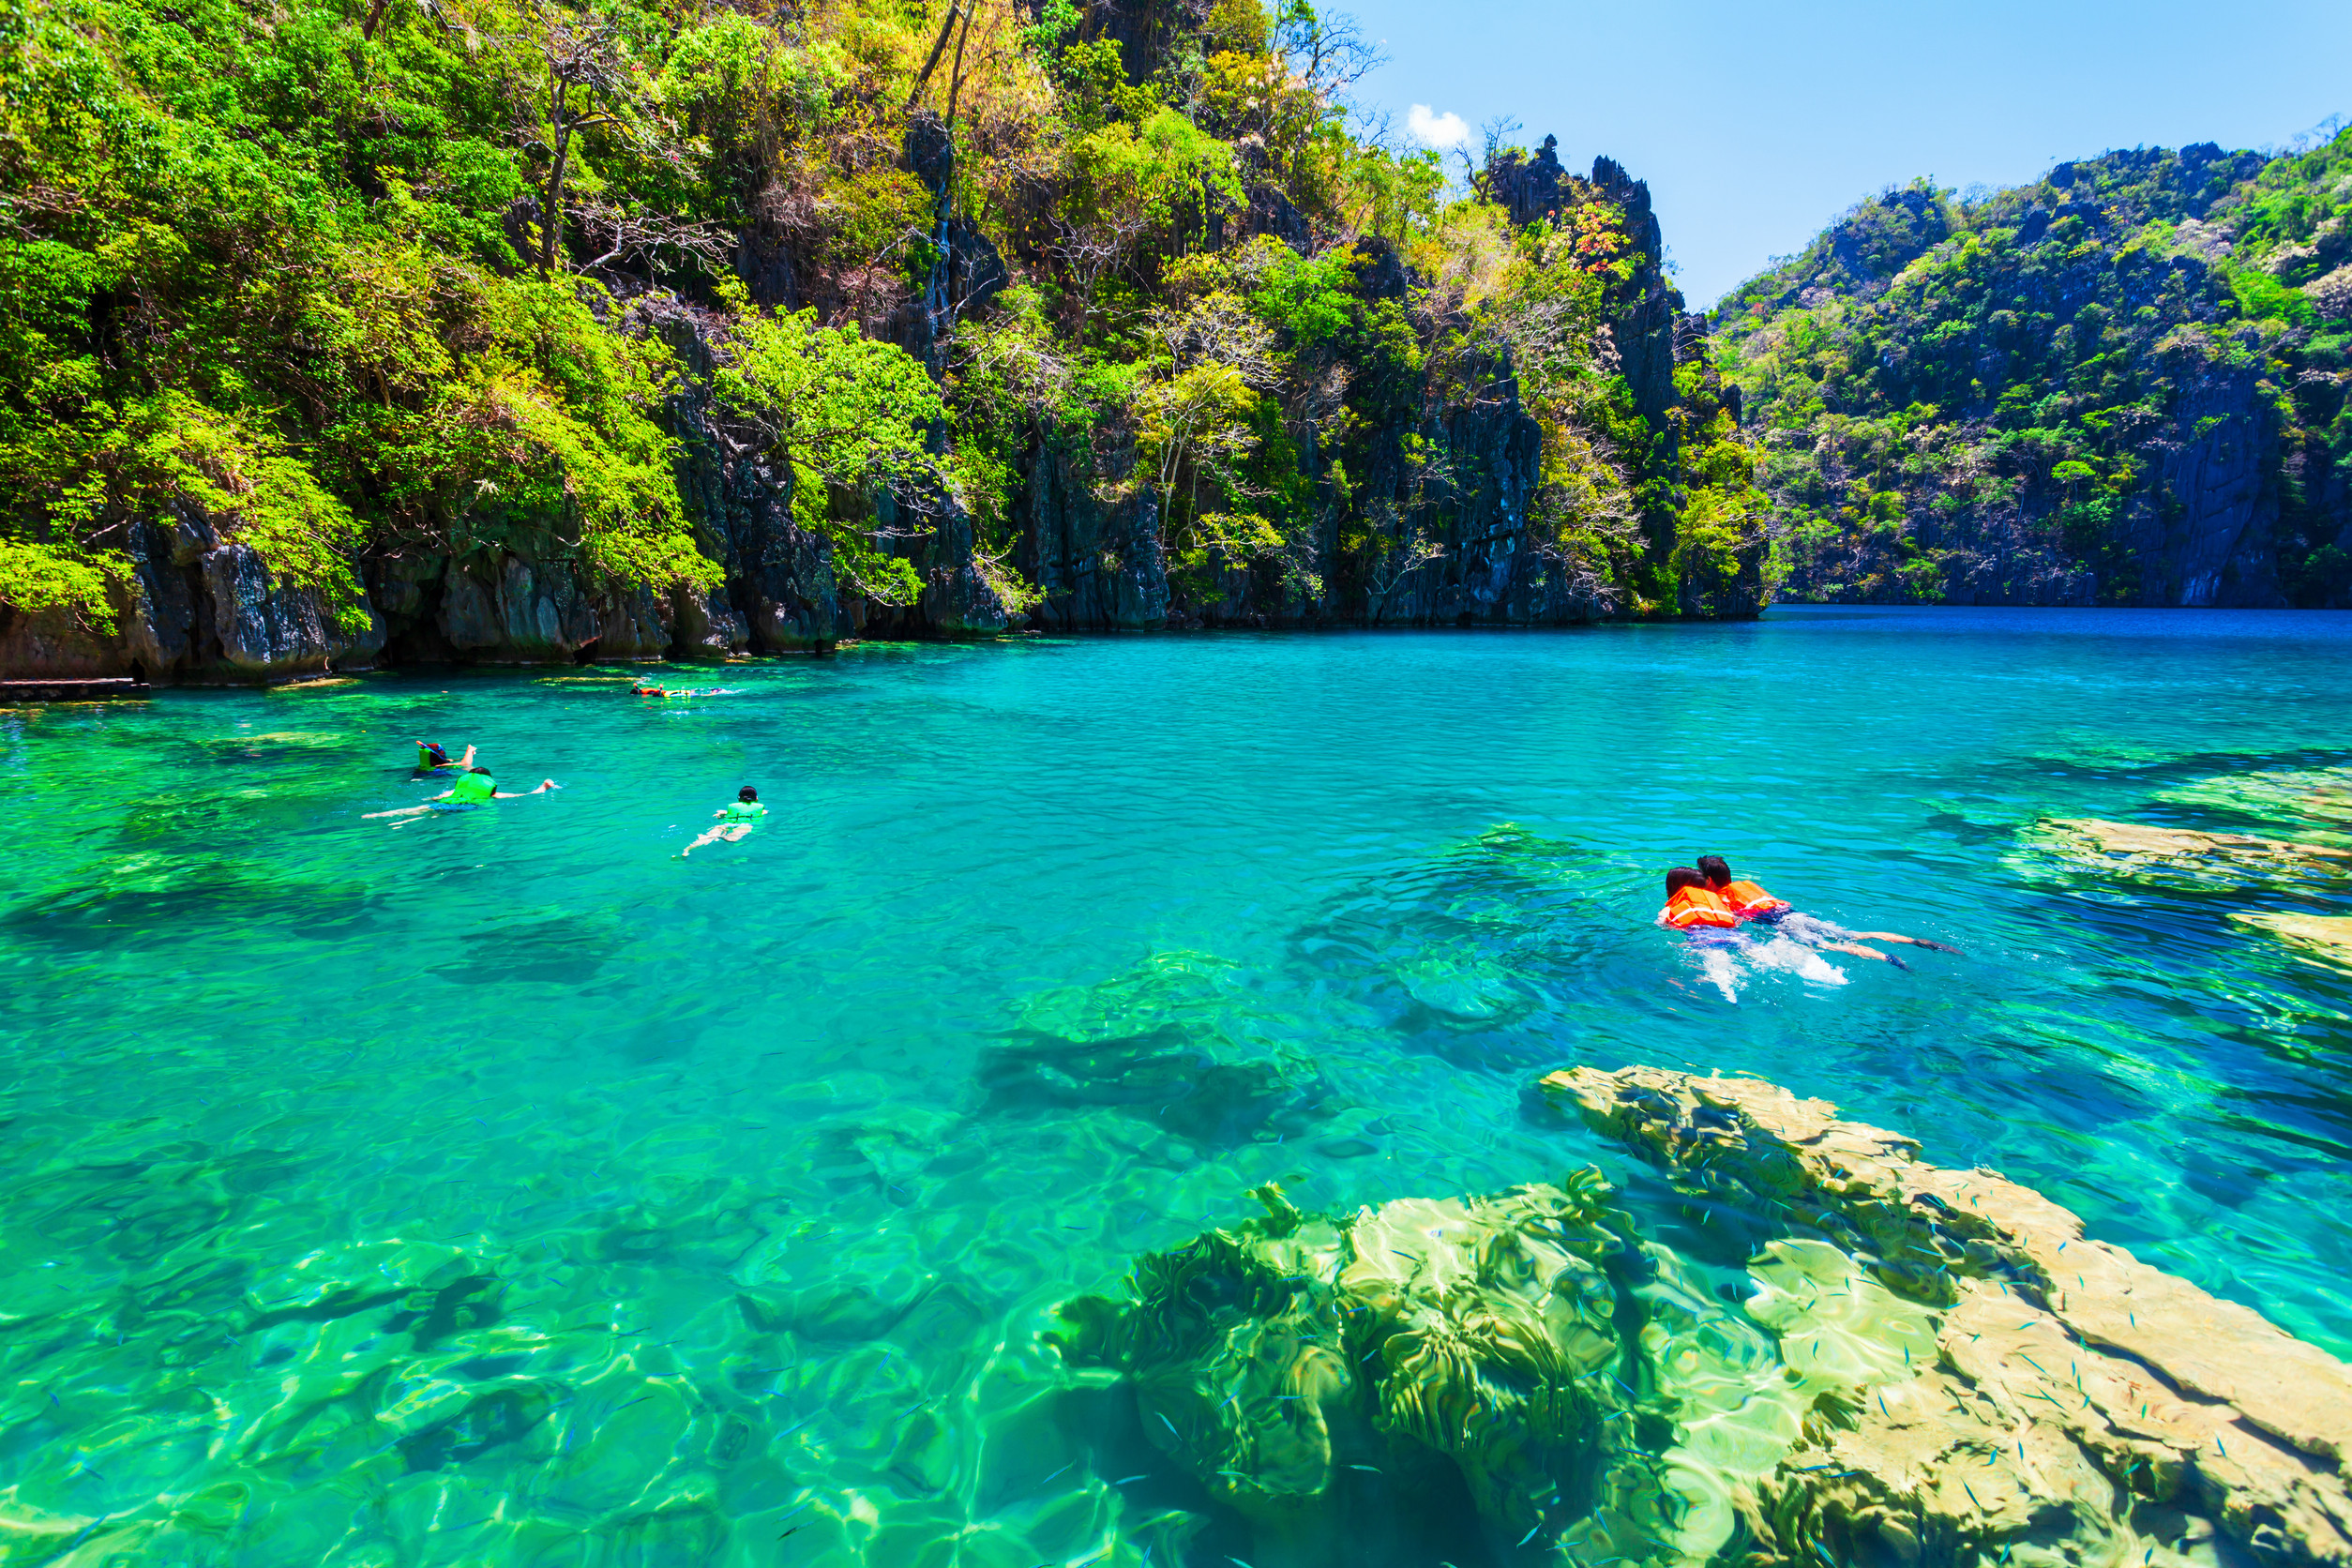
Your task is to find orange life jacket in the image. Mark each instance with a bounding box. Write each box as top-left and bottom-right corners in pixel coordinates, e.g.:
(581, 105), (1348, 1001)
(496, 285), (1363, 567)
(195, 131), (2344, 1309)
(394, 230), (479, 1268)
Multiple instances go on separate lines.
(1661, 885), (1741, 929)
(1718, 879), (1791, 919)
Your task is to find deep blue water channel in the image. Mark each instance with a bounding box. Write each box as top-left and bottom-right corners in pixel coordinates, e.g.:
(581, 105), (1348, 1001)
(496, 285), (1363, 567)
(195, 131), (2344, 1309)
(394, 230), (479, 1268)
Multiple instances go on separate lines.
(2, 606), (2349, 1566)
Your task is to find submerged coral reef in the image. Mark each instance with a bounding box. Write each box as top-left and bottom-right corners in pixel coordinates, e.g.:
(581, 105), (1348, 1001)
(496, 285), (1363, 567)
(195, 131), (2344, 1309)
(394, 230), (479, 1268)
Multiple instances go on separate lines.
(1049, 1171), (1819, 1568)
(1547, 1065), (2352, 1568)
(2029, 818), (2352, 882)
(1053, 1069), (2352, 1568)
(2230, 912), (2352, 970)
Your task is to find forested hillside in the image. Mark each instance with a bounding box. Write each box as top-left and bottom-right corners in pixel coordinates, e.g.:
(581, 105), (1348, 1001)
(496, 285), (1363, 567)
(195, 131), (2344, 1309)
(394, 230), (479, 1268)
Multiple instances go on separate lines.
(1715, 131), (2352, 607)
(0, 0), (1763, 682)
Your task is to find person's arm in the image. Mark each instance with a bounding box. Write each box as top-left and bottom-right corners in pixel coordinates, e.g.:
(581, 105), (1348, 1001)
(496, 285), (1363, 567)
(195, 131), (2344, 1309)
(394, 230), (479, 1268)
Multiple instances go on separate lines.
(490, 778), (559, 798)
(459, 745), (477, 769)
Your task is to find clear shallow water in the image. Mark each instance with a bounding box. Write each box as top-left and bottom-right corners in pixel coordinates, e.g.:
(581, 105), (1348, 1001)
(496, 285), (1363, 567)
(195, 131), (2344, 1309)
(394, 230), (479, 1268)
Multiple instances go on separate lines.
(4, 606), (2351, 1566)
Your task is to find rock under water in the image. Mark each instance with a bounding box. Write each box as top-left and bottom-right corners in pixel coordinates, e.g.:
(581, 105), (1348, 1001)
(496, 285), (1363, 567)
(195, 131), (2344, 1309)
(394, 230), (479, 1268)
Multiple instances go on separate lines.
(1053, 1068), (2352, 1568)
(1546, 1064), (2352, 1568)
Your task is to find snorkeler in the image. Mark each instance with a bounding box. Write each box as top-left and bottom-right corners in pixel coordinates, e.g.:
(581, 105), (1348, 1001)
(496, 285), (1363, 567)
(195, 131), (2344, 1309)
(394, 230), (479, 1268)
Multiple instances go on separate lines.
(679, 785), (766, 857)
(632, 685), (733, 698)
(366, 767), (558, 825)
(1658, 867), (1742, 930)
(1663, 865), (1861, 998)
(413, 740), (475, 776)
(1697, 854), (1958, 960)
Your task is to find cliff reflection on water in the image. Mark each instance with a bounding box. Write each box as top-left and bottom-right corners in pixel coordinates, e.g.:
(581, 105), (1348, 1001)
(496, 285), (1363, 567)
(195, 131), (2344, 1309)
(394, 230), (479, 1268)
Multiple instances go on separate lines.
(1, 608), (2348, 1566)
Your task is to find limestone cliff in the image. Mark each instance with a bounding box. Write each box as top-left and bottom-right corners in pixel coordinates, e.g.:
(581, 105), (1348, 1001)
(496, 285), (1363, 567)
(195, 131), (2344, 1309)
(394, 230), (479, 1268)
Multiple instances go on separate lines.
(0, 0), (1761, 685)
(0, 145), (1737, 681)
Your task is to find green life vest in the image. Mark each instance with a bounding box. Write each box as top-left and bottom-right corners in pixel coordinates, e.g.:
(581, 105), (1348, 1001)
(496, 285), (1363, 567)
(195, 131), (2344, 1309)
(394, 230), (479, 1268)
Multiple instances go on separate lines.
(722, 799), (766, 823)
(446, 772), (496, 805)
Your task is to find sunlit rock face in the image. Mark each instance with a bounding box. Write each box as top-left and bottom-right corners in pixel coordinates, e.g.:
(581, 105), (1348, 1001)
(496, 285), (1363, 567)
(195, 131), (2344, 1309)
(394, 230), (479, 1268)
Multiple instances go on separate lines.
(1545, 1064), (2352, 1568)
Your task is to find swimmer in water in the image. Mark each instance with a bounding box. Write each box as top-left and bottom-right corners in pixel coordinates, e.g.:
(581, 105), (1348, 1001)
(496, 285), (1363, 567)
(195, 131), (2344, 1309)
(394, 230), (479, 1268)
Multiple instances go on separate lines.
(679, 785), (765, 856)
(1658, 866), (1850, 998)
(1698, 854), (1958, 963)
(413, 740), (475, 776)
(366, 767), (558, 825)
(632, 685), (733, 698)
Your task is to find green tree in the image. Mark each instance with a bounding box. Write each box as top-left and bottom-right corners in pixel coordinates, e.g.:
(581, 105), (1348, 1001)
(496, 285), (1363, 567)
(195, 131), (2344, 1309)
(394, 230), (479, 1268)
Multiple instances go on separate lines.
(712, 280), (948, 605)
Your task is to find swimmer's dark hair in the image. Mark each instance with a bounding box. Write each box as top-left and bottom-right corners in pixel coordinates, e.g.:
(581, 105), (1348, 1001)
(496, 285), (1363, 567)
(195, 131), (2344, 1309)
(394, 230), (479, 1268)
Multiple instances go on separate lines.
(738, 785), (758, 801)
(1697, 854), (1732, 886)
(468, 766), (492, 776)
(1666, 866), (1705, 896)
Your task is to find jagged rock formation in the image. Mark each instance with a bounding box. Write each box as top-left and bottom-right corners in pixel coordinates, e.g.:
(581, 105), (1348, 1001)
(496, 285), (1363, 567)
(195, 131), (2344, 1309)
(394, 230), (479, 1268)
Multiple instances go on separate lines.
(0, 518), (384, 686)
(0, 0), (1769, 684)
(1545, 1064), (2352, 1568)
(1482, 140), (1766, 616)
(1017, 432), (1172, 631)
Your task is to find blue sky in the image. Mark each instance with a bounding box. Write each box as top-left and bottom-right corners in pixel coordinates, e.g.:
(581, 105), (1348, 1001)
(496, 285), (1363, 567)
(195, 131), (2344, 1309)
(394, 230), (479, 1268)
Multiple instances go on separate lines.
(1336, 0), (2352, 309)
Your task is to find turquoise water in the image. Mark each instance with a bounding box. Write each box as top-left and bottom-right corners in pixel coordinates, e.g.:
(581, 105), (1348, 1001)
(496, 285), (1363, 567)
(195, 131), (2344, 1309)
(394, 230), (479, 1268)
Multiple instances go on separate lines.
(4, 607), (2350, 1565)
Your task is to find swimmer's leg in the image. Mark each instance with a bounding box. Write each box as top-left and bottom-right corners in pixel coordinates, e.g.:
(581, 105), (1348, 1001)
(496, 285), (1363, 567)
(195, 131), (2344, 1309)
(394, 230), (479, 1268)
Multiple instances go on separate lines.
(679, 823), (753, 857)
(1849, 929), (1959, 955)
(1820, 940), (1907, 971)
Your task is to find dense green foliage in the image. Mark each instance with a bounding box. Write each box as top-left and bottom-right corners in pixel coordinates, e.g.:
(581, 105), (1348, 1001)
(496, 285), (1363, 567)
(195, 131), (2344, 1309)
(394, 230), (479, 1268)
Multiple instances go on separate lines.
(1715, 132), (2352, 606)
(1, 0), (1755, 641)
(0, 0), (744, 626)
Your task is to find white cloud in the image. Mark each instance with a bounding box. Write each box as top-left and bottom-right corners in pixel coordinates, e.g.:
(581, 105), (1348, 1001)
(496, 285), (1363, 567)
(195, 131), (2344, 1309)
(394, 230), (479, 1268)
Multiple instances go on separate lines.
(1408, 104), (1470, 151)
